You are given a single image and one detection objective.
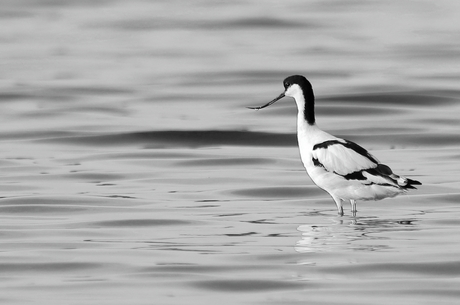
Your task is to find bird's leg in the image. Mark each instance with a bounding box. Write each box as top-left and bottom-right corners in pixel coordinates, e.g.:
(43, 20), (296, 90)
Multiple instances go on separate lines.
(350, 200), (357, 217)
(332, 196), (344, 216)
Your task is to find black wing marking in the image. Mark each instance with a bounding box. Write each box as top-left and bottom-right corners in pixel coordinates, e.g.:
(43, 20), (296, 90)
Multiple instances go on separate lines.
(312, 139), (419, 189)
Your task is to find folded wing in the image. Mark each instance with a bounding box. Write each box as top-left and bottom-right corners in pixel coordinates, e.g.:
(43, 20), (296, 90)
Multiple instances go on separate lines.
(312, 139), (379, 175)
(312, 139), (421, 189)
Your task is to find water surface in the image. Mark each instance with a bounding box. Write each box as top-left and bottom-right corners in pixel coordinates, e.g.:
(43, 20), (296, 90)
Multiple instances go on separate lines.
(1, 1), (460, 304)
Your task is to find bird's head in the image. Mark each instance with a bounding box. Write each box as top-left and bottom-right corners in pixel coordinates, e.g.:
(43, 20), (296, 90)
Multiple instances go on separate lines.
(247, 74), (316, 125)
(247, 75), (313, 110)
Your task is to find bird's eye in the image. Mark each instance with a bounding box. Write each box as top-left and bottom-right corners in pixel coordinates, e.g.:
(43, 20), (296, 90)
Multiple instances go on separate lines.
(284, 82), (289, 88)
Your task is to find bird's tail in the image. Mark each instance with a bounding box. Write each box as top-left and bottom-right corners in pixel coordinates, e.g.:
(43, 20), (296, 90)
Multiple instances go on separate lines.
(401, 177), (422, 189)
(391, 174), (422, 190)
(376, 164), (421, 190)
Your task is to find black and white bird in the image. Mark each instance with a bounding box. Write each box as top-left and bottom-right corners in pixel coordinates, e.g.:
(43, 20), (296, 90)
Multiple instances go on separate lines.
(248, 75), (421, 216)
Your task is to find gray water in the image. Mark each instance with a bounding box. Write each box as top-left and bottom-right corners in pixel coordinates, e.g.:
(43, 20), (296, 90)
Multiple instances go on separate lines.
(1, 1), (460, 304)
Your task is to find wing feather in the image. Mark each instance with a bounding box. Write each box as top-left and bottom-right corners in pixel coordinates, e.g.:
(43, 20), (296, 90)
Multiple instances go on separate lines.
(312, 139), (378, 175)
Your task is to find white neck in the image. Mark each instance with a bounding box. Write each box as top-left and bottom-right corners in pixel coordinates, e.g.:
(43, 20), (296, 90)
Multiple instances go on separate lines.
(286, 83), (315, 125)
(285, 84), (305, 113)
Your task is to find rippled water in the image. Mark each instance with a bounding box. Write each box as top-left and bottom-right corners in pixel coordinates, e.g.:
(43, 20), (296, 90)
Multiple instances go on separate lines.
(1, 1), (460, 304)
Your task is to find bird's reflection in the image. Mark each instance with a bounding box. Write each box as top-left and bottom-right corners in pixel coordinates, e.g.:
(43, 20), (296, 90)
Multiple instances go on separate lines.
(295, 214), (417, 253)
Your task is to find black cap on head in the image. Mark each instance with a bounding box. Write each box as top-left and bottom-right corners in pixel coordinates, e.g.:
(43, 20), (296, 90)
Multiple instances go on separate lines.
(247, 75), (315, 125)
(283, 75), (312, 91)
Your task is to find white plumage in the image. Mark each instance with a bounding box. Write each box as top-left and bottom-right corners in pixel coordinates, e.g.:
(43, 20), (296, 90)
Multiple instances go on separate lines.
(249, 75), (421, 216)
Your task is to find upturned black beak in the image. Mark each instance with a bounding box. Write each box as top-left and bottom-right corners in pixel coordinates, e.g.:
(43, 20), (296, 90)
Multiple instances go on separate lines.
(247, 92), (285, 110)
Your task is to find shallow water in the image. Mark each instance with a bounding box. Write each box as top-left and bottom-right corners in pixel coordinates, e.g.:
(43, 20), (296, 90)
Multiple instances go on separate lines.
(1, 1), (460, 304)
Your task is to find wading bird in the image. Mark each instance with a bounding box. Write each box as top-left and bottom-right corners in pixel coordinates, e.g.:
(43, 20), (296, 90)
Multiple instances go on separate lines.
(248, 75), (421, 216)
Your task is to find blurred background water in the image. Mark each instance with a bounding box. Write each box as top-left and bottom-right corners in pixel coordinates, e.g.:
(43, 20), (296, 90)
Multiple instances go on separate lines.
(1, 1), (460, 304)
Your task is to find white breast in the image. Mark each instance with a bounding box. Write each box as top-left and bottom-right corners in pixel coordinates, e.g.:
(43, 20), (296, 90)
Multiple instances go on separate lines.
(296, 118), (335, 171)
